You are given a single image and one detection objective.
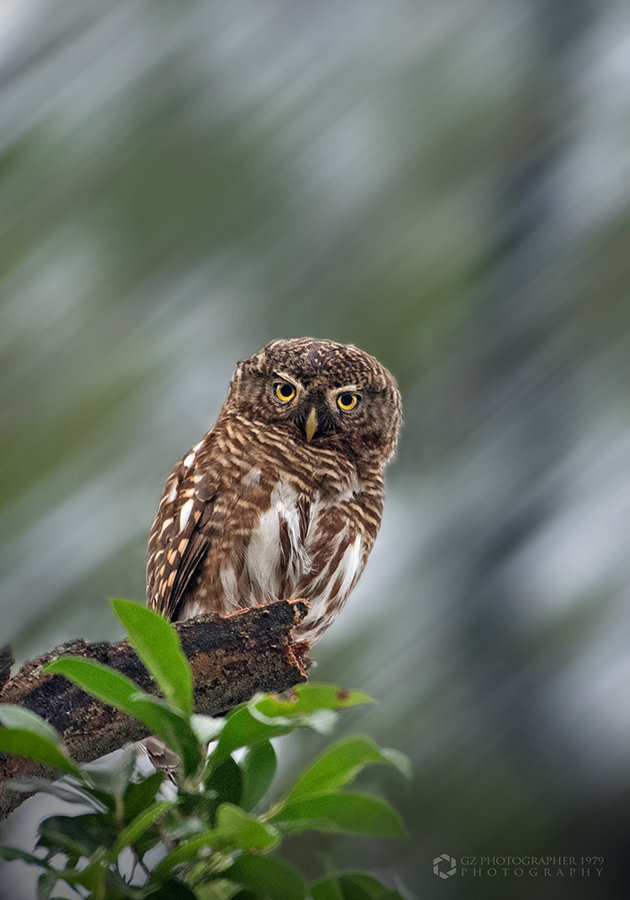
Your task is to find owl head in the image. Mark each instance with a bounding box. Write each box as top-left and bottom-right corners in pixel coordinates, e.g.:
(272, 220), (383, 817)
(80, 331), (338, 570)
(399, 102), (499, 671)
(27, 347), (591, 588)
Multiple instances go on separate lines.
(226, 337), (402, 464)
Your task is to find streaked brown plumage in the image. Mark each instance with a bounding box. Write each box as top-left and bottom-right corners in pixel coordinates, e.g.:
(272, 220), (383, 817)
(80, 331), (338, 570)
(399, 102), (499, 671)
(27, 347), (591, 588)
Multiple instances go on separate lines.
(147, 337), (402, 643)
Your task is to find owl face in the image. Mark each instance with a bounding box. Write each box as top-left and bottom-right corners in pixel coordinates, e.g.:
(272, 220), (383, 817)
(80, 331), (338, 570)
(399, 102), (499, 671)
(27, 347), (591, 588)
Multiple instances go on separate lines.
(227, 337), (402, 464)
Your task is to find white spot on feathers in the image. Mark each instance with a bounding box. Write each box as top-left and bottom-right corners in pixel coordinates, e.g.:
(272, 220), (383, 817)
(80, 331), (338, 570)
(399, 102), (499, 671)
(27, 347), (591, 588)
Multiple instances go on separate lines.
(315, 534), (363, 611)
(182, 600), (206, 619)
(242, 467), (261, 487)
(246, 506), (280, 597)
(179, 498), (194, 531)
(337, 535), (362, 597)
(219, 566), (240, 610)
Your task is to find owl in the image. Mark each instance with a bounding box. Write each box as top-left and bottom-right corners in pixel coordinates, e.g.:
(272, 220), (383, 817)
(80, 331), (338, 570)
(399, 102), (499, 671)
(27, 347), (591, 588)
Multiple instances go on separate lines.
(147, 337), (402, 644)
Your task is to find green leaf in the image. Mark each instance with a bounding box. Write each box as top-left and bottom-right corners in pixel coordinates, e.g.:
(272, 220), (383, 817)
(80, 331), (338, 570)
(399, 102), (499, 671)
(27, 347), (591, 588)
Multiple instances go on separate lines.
(239, 740), (276, 811)
(43, 658), (201, 776)
(150, 831), (218, 879)
(212, 684), (373, 765)
(124, 771), (164, 820)
(348, 875), (403, 900)
(215, 803), (279, 851)
(310, 873), (403, 900)
(38, 812), (116, 857)
(271, 793), (406, 838)
(204, 755), (242, 808)
(154, 805), (278, 879)
(240, 703), (335, 738)
(0, 705), (60, 743)
(132, 827), (164, 864)
(0, 845), (50, 867)
(148, 881), (198, 899)
(80, 745), (137, 797)
(112, 799), (175, 855)
(374, 748), (412, 781)
(0, 729), (79, 776)
(213, 688), (364, 767)
(282, 737), (411, 805)
(254, 684), (373, 717)
(211, 707), (297, 765)
(58, 855), (130, 895)
(194, 884), (240, 900)
(309, 879), (344, 900)
(43, 656), (144, 709)
(223, 854), (305, 900)
(111, 598), (193, 716)
(8, 776), (105, 809)
(37, 871), (58, 900)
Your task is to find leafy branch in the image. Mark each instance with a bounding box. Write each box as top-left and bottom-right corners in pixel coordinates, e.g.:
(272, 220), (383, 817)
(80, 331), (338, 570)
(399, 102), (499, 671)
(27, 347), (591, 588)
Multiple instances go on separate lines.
(0, 601), (410, 899)
(0, 598), (309, 820)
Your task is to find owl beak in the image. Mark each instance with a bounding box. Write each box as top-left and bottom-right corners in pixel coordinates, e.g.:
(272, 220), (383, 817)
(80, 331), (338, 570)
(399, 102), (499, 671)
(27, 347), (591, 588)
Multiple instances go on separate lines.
(305, 406), (318, 442)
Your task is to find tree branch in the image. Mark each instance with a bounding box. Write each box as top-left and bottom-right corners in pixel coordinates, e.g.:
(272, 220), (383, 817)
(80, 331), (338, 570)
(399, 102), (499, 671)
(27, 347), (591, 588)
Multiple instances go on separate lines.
(0, 599), (310, 820)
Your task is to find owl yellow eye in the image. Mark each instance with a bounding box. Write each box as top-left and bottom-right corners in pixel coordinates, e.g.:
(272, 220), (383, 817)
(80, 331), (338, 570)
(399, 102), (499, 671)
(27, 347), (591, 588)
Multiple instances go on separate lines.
(337, 391), (359, 411)
(274, 381), (296, 403)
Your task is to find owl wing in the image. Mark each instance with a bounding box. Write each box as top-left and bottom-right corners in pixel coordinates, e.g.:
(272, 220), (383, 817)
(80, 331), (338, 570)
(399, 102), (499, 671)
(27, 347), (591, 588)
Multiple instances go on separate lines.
(147, 449), (218, 622)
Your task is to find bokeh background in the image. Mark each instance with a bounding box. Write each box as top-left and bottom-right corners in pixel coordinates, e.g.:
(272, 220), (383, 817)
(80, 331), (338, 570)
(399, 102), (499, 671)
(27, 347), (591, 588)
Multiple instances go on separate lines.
(1, 0), (630, 897)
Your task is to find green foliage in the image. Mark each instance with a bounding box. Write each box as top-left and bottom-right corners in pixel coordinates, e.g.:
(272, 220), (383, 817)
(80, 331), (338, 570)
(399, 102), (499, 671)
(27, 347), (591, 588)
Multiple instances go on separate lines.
(111, 598), (194, 716)
(0, 601), (410, 899)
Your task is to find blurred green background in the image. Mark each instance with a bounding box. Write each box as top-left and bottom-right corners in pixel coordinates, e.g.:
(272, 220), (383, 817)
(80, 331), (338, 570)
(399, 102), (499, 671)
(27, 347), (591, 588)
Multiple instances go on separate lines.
(1, 0), (630, 897)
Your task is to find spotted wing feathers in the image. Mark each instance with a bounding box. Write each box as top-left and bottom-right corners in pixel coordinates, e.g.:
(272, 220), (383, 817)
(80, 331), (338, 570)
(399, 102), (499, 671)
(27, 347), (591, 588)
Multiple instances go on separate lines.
(147, 449), (217, 621)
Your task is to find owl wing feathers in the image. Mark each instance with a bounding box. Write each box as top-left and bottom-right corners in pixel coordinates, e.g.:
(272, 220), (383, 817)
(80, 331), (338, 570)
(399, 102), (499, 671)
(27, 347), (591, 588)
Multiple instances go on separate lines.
(147, 454), (218, 621)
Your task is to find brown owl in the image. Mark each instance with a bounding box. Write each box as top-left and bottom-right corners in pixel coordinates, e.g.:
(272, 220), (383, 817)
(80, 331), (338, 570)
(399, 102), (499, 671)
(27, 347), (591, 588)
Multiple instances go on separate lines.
(147, 337), (402, 644)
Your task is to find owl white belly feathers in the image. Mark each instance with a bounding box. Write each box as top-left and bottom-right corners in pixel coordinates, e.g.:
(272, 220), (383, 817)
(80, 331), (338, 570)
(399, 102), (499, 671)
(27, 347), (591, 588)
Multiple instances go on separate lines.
(244, 480), (314, 601)
(180, 457), (374, 644)
(147, 337), (401, 645)
(242, 477), (365, 641)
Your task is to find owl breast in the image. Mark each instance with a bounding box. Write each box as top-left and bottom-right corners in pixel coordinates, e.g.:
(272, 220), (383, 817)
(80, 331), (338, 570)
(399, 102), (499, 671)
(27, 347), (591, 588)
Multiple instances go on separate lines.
(245, 480), (313, 596)
(181, 455), (377, 643)
(244, 478), (366, 640)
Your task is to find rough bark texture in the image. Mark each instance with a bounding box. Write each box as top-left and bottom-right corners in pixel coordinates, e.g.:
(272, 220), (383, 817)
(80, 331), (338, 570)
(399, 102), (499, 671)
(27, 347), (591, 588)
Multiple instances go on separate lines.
(0, 599), (310, 820)
(0, 646), (12, 695)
